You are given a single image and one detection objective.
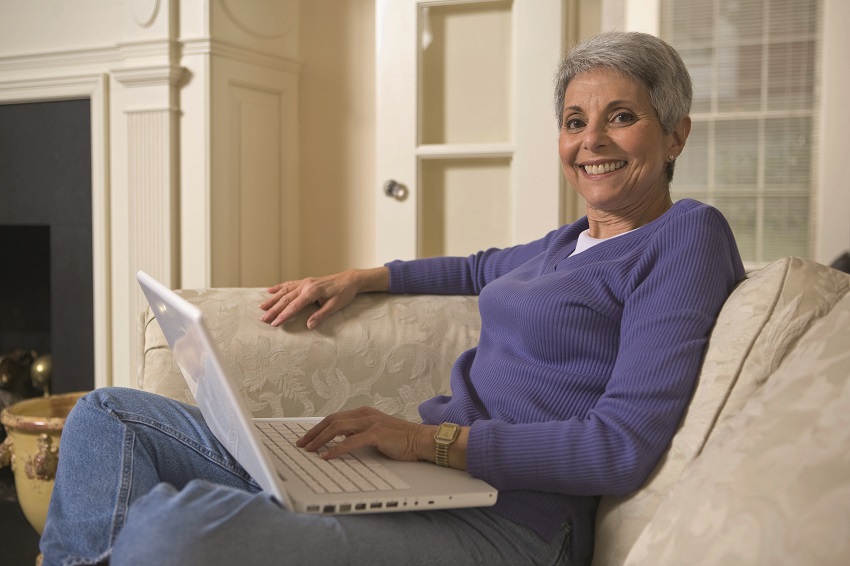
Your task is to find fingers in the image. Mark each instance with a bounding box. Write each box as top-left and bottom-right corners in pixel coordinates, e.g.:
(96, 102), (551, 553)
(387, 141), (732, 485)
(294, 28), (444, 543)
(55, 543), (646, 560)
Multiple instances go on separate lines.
(259, 282), (293, 315)
(295, 408), (422, 462)
(295, 414), (337, 448)
(259, 279), (321, 327)
(258, 289), (296, 326)
(297, 408), (373, 449)
(261, 281), (294, 307)
(305, 295), (347, 330)
(260, 273), (359, 329)
(271, 292), (315, 327)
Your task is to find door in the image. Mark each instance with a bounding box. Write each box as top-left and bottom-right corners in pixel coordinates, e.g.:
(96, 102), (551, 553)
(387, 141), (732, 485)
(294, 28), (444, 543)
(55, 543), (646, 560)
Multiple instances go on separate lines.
(375, 0), (566, 263)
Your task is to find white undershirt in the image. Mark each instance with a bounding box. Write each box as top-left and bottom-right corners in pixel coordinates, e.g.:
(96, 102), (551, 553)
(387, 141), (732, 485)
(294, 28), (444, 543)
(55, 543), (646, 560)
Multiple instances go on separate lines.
(569, 228), (637, 258)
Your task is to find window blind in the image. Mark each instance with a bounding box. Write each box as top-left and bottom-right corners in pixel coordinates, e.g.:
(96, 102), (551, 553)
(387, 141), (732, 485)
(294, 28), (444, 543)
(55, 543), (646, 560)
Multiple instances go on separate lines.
(660, 0), (821, 264)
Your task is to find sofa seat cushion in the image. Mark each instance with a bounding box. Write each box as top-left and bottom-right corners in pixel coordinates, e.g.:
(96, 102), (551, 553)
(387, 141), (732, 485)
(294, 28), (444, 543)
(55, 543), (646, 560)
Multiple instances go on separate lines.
(624, 289), (850, 564)
(593, 258), (850, 565)
(140, 290), (481, 422)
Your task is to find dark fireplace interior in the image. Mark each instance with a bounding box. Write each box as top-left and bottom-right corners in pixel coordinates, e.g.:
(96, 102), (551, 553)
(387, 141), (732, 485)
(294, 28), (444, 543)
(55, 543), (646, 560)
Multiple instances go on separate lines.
(0, 98), (94, 394)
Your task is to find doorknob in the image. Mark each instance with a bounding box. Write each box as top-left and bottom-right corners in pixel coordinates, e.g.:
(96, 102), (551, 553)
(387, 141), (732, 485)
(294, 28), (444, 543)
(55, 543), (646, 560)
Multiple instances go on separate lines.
(383, 179), (408, 201)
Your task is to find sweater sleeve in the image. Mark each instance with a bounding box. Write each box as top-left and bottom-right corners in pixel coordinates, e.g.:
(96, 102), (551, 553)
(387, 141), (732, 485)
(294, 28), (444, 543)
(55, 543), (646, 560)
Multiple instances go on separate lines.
(386, 227), (568, 295)
(466, 207), (744, 495)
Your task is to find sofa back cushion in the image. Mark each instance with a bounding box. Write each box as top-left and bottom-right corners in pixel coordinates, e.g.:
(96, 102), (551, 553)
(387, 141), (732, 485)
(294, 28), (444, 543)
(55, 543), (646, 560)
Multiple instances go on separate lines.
(592, 258), (850, 565)
(140, 290), (481, 422)
(624, 288), (850, 564)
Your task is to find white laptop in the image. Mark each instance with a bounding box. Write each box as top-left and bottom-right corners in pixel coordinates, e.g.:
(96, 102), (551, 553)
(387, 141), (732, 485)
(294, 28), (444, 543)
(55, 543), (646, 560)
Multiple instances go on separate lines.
(137, 270), (497, 515)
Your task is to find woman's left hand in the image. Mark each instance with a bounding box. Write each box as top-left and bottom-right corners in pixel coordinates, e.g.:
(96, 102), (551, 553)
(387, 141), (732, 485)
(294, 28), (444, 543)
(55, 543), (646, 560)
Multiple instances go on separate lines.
(297, 407), (436, 463)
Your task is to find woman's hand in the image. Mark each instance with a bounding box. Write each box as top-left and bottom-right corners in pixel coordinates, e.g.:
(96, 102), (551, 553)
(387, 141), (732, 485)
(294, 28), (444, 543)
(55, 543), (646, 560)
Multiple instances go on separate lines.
(297, 407), (439, 464)
(260, 267), (389, 329)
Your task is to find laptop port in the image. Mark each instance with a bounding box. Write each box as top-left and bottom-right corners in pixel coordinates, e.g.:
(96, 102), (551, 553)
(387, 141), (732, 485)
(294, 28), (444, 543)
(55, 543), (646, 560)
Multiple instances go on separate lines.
(370, 502), (383, 509)
(355, 503), (367, 510)
(322, 505), (336, 514)
(386, 501), (399, 508)
(339, 504), (352, 512)
(307, 505), (320, 513)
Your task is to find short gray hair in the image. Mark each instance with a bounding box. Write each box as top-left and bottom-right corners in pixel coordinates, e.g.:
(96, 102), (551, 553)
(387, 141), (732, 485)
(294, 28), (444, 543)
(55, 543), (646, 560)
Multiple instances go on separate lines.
(554, 31), (692, 134)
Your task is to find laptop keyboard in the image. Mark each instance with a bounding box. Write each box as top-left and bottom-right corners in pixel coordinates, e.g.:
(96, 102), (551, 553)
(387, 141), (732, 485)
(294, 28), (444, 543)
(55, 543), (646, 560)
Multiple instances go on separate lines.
(255, 421), (410, 495)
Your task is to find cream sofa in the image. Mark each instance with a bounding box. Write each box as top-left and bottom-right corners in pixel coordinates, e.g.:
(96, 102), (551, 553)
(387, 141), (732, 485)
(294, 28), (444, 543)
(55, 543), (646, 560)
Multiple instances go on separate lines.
(139, 257), (850, 565)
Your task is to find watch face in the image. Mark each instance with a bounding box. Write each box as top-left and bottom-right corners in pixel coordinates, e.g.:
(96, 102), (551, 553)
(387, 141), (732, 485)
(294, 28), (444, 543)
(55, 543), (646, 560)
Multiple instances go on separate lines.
(436, 423), (459, 441)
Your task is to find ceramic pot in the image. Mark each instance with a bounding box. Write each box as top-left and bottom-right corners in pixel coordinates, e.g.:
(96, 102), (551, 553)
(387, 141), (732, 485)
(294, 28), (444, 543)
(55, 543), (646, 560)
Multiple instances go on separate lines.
(0, 392), (87, 534)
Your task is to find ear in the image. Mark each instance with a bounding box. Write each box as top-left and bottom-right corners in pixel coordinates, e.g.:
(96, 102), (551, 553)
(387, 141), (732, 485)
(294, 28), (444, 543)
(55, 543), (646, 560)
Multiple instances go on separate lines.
(668, 116), (691, 159)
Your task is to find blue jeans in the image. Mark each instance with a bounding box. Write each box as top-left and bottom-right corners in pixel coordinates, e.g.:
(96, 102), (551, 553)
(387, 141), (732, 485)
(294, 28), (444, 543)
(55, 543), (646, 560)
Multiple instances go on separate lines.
(40, 388), (573, 565)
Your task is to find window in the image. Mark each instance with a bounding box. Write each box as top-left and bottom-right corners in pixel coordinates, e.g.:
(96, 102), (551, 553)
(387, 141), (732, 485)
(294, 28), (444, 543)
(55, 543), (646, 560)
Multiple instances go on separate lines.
(660, 0), (822, 265)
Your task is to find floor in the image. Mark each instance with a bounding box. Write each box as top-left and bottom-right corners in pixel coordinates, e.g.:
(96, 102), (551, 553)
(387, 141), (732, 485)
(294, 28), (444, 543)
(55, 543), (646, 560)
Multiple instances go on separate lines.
(0, 467), (42, 566)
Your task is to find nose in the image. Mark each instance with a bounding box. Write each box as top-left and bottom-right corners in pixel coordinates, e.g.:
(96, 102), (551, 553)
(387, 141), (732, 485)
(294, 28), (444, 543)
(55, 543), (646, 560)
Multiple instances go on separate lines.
(582, 121), (608, 152)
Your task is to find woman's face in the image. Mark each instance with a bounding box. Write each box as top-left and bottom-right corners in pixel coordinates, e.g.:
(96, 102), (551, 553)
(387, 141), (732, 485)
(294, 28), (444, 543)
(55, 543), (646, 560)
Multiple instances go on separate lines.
(558, 68), (688, 216)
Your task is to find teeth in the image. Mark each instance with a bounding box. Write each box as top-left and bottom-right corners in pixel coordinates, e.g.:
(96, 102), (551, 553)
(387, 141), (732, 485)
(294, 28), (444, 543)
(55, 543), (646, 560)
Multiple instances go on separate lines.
(583, 161), (626, 175)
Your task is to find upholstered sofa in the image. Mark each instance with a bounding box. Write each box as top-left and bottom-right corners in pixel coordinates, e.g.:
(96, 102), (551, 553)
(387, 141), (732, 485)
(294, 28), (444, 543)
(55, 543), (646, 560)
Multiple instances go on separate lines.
(139, 257), (850, 565)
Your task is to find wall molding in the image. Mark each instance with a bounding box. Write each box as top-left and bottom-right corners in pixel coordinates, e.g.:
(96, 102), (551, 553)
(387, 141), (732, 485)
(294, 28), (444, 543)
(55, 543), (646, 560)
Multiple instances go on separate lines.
(0, 45), (121, 74)
(112, 64), (186, 88)
(181, 37), (302, 74)
(130, 0), (161, 28)
(0, 38), (301, 78)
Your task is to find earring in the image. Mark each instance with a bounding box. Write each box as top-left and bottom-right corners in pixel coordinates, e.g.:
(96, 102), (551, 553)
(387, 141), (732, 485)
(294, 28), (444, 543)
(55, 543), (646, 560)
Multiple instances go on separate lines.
(668, 155), (675, 162)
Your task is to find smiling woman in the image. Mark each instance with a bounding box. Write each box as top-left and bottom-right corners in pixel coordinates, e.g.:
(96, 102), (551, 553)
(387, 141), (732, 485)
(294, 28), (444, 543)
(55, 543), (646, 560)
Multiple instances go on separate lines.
(41, 32), (745, 566)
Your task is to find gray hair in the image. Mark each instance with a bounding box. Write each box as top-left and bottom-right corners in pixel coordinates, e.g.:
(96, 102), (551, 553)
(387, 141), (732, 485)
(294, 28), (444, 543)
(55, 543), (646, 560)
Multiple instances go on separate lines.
(554, 31), (692, 134)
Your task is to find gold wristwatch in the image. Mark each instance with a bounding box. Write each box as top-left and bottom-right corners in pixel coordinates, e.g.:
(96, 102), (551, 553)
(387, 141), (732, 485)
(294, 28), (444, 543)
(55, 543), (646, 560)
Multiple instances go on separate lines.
(434, 422), (461, 467)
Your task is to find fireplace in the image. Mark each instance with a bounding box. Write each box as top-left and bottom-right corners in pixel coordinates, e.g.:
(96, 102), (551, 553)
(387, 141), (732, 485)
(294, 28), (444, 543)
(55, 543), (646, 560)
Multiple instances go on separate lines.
(0, 99), (94, 394)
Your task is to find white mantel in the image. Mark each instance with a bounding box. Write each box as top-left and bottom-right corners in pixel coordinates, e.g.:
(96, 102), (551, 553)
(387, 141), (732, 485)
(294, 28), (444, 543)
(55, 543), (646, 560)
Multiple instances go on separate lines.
(0, 0), (302, 389)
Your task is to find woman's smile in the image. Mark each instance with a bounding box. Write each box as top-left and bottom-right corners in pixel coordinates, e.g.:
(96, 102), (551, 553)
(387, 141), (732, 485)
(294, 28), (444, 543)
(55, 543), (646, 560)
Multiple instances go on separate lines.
(580, 160), (627, 176)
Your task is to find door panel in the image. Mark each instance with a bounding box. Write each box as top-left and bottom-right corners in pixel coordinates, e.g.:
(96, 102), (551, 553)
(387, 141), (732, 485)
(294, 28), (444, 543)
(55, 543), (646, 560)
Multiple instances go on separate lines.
(420, 157), (513, 257)
(376, 0), (564, 263)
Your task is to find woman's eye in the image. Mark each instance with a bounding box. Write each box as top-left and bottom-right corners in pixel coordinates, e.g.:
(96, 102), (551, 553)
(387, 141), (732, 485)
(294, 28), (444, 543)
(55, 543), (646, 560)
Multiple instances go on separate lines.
(612, 112), (636, 124)
(565, 118), (585, 131)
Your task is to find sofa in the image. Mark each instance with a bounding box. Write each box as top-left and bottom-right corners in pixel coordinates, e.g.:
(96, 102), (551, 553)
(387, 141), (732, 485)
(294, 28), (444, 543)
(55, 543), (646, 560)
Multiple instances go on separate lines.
(139, 257), (850, 565)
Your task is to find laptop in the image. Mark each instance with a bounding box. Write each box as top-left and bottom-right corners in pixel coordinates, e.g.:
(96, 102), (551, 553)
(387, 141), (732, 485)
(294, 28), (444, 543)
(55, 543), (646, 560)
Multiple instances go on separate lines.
(137, 270), (497, 515)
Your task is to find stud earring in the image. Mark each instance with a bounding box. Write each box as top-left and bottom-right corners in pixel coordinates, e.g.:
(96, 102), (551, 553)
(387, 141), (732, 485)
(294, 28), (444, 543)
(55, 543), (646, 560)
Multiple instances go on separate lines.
(668, 155), (675, 162)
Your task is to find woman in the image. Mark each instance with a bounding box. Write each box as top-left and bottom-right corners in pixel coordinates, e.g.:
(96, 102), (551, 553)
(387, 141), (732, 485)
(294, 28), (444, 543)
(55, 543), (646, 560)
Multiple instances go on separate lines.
(41, 32), (744, 566)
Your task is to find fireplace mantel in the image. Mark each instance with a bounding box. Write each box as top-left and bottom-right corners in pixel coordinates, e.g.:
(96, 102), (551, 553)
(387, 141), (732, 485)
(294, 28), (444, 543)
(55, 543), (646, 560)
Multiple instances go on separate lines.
(0, 1), (301, 389)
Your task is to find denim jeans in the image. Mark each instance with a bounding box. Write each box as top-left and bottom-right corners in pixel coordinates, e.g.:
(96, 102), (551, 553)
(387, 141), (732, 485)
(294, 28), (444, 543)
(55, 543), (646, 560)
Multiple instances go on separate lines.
(40, 388), (573, 566)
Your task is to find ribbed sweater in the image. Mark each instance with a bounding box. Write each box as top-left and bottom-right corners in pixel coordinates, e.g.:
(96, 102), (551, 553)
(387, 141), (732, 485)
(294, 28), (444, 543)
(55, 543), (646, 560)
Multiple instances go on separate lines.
(386, 199), (745, 563)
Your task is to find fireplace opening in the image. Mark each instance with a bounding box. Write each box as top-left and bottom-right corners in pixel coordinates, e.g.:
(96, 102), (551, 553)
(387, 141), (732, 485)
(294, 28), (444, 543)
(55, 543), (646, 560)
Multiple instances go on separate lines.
(0, 226), (51, 355)
(0, 98), (94, 394)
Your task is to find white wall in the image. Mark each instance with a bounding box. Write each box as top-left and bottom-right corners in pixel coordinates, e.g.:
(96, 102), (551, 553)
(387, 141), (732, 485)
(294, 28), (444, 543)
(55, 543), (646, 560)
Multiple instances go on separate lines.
(298, 0), (377, 276)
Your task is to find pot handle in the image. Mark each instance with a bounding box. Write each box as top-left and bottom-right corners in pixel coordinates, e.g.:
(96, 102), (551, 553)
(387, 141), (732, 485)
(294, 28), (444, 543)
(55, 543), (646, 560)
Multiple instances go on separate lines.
(26, 434), (59, 481)
(0, 437), (11, 468)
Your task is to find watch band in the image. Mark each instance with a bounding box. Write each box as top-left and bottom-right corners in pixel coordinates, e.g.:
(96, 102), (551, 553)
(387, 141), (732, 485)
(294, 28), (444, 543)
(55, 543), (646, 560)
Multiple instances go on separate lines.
(434, 422), (461, 467)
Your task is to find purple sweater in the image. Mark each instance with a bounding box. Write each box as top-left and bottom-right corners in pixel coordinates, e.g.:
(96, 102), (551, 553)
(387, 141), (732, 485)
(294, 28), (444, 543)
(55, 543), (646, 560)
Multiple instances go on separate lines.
(386, 199), (744, 562)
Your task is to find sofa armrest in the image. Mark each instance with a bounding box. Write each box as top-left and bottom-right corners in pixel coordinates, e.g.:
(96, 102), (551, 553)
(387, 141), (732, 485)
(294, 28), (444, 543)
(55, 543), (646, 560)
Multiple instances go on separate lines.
(139, 289), (481, 422)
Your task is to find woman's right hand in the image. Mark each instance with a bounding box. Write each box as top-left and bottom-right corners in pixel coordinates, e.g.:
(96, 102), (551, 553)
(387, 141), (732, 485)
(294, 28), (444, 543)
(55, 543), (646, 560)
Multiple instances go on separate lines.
(259, 267), (389, 329)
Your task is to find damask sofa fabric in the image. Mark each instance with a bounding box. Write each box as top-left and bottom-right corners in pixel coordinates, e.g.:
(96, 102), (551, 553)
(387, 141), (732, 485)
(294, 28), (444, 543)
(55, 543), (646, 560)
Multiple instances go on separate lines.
(625, 290), (850, 565)
(592, 257), (850, 565)
(140, 292), (481, 423)
(138, 257), (850, 565)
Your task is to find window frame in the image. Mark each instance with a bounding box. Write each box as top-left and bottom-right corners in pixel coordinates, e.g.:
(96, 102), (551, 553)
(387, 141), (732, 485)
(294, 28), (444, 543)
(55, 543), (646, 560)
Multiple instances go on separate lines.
(614, 0), (850, 266)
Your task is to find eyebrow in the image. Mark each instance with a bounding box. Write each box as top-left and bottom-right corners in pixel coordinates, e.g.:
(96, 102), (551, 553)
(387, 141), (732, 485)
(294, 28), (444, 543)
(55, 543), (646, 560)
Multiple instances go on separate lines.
(564, 99), (633, 113)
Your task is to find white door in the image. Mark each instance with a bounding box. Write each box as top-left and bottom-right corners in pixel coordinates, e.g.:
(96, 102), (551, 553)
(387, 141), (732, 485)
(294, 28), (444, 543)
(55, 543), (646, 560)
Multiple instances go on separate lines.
(375, 0), (567, 263)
